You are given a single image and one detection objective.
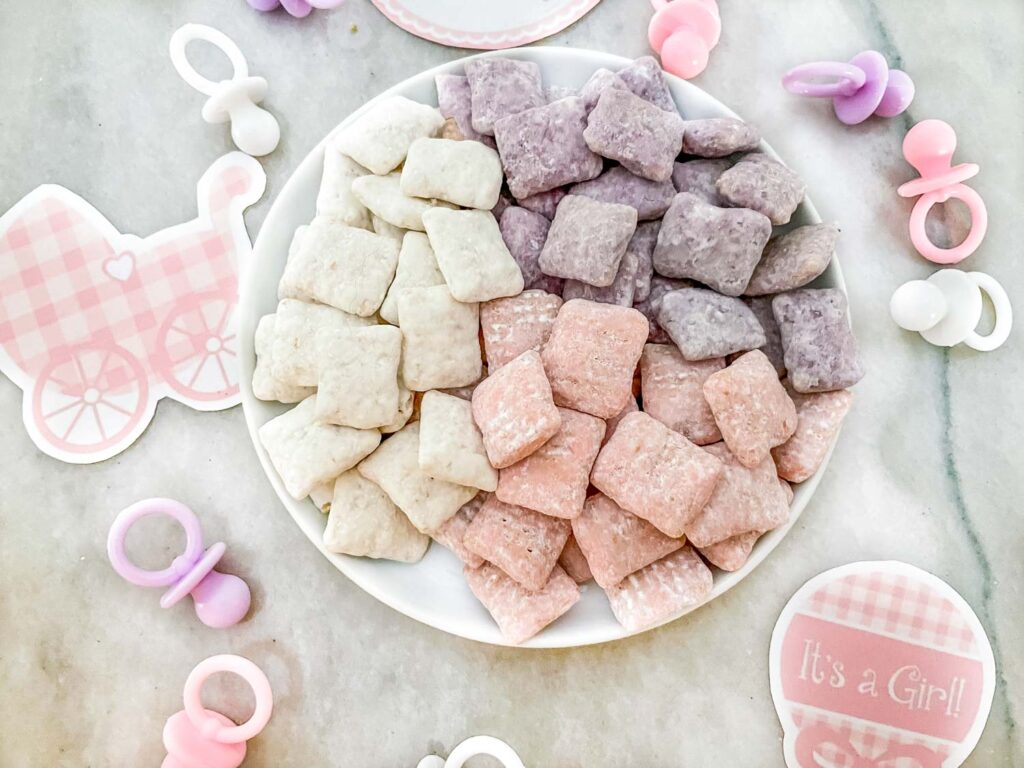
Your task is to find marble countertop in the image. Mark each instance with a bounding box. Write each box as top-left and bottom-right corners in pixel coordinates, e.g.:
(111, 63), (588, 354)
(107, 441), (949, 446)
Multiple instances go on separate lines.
(1, 0), (1021, 765)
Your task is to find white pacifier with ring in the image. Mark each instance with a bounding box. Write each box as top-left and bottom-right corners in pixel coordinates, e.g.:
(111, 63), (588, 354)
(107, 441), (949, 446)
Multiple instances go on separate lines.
(417, 736), (525, 768)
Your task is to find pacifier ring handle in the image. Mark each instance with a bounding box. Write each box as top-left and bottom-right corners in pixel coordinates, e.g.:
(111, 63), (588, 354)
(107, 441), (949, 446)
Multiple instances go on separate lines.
(965, 272), (1012, 352)
(444, 736), (525, 768)
(183, 655), (274, 745)
(782, 61), (866, 99)
(170, 23), (249, 97)
(107, 498), (204, 588)
(908, 184), (988, 265)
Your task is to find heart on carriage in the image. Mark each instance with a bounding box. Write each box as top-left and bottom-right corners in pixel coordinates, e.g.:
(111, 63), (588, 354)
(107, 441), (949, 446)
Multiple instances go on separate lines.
(0, 152), (266, 463)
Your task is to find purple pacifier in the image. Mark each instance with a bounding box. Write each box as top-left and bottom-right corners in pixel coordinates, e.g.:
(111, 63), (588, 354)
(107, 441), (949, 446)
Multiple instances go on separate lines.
(246, 0), (345, 18)
(107, 498), (251, 628)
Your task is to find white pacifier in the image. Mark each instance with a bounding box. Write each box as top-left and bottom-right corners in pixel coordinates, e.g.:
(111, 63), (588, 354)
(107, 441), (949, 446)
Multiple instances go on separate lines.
(169, 24), (281, 157)
(417, 736), (525, 768)
(890, 269), (1012, 351)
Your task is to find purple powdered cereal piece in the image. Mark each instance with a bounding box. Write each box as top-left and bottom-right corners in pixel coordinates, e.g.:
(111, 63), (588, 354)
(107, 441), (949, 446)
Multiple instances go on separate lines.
(499, 206), (563, 294)
(629, 222), (659, 303)
(539, 195), (638, 288)
(517, 187), (566, 221)
(435, 74), (496, 148)
(583, 88), (685, 183)
(605, 546), (713, 632)
(737, 297), (786, 376)
(494, 97), (604, 199)
(546, 84), (577, 102)
(772, 289), (865, 393)
(657, 286), (766, 360)
(580, 68), (630, 112)
(569, 166), (676, 221)
(653, 192), (772, 296)
(562, 247), (640, 307)
(617, 55), (678, 113)
(672, 159), (732, 206)
(717, 153), (806, 225)
(682, 118), (760, 158)
(745, 223), (839, 296)
(465, 58), (546, 136)
(634, 275), (689, 343)
(492, 188), (513, 221)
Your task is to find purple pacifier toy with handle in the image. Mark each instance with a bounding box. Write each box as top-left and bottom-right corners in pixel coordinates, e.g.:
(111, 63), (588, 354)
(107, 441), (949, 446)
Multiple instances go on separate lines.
(247, 0), (344, 18)
(107, 498), (251, 628)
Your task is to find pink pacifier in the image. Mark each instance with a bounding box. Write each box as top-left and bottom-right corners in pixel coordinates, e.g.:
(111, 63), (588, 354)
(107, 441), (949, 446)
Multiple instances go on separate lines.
(648, 0), (721, 80)
(107, 498), (251, 628)
(163, 654), (273, 768)
(898, 119), (988, 265)
(782, 50), (914, 124)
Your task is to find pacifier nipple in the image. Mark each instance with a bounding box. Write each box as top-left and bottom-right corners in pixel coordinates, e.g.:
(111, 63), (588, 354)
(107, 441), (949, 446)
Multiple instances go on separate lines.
(890, 279), (948, 332)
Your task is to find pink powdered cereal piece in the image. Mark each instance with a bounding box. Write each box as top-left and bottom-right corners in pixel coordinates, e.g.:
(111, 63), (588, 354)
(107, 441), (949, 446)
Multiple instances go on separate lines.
(605, 546), (713, 632)
(640, 344), (724, 445)
(463, 496), (572, 591)
(541, 300), (649, 419)
(590, 411), (723, 537)
(471, 349), (562, 468)
(480, 290), (562, 371)
(498, 206), (563, 294)
(558, 535), (593, 583)
(432, 493), (487, 569)
(604, 396), (639, 445)
(772, 388), (853, 482)
(435, 74), (496, 148)
(685, 443), (789, 547)
(465, 563), (580, 644)
(496, 407), (606, 520)
(572, 493), (683, 589)
(698, 531), (759, 572)
(703, 350), (798, 468)
(517, 188), (566, 220)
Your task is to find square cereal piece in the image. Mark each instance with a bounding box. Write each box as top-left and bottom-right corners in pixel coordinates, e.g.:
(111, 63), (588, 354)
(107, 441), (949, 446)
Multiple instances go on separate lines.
(617, 56), (678, 113)
(741, 297), (786, 376)
(401, 137), (503, 210)
(381, 377), (414, 434)
(672, 159), (732, 206)
(471, 349), (562, 468)
(698, 531), (759, 572)
(496, 407), (606, 520)
(270, 299), (375, 387)
(309, 480), (334, 513)
(435, 74), (495, 147)
(539, 196), (637, 287)
(559, 535), (593, 583)
(258, 396), (382, 499)
(371, 214), (406, 245)
(323, 470), (429, 562)
(316, 143), (371, 228)
(422, 208), (524, 302)
(682, 118), (760, 158)
(630, 222), (658, 302)
(493, 97), (603, 199)
(465, 563), (579, 644)
(590, 411), (723, 537)
(604, 396), (639, 445)
(745, 223), (838, 296)
(640, 343), (723, 445)
(315, 325), (402, 429)
(772, 288), (865, 393)
(657, 286), (766, 360)
(685, 443), (789, 547)
(572, 493), (683, 589)
(583, 88), (685, 182)
(716, 153), (806, 225)
(465, 58), (546, 136)
(334, 95), (444, 175)
(633, 275), (687, 344)
(379, 232), (445, 325)
(569, 166), (675, 221)
(580, 68), (629, 112)
(605, 546), (713, 632)
(498, 207), (562, 294)
(252, 314), (315, 403)
(772, 388), (853, 482)
(418, 391), (498, 492)
(357, 422), (478, 533)
(432, 493), (486, 568)
(702, 350), (798, 468)
(463, 496), (571, 590)
(562, 246), (639, 307)
(517, 188), (566, 220)
(278, 215), (398, 317)
(541, 299), (649, 419)
(352, 173), (455, 232)
(397, 285), (481, 391)
(480, 290), (562, 370)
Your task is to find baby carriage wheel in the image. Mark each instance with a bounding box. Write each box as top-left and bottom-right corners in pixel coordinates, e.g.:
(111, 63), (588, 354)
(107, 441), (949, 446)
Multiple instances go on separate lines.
(31, 341), (149, 455)
(155, 291), (239, 402)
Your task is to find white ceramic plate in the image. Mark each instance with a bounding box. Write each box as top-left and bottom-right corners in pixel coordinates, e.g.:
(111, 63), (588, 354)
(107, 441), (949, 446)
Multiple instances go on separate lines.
(240, 47), (846, 648)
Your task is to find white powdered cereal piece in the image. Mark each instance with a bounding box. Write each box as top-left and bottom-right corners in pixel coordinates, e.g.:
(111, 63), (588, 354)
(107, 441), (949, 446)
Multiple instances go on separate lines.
(401, 137), (503, 209)
(277, 215), (398, 316)
(316, 144), (371, 228)
(315, 325), (403, 429)
(252, 314), (315, 403)
(278, 226), (311, 301)
(371, 214), (406, 245)
(333, 96), (445, 175)
(323, 470), (429, 562)
(309, 480), (335, 513)
(380, 377), (414, 434)
(351, 173), (455, 232)
(418, 391), (498, 491)
(258, 396), (381, 499)
(379, 232), (446, 325)
(270, 299), (375, 387)
(397, 285), (482, 391)
(358, 422), (478, 533)
(422, 208), (524, 302)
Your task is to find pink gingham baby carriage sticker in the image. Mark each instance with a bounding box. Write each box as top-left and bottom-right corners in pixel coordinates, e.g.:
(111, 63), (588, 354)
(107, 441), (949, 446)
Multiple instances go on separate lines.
(769, 561), (995, 768)
(0, 152), (265, 464)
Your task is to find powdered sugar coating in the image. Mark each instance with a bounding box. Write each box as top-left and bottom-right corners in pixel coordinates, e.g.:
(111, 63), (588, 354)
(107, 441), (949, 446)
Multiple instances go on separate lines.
(480, 290), (562, 370)
(498, 207), (563, 294)
(580, 67), (629, 111)
(640, 344), (723, 445)
(562, 247), (640, 307)
(773, 288), (865, 393)
(672, 159), (732, 206)
(634, 275), (689, 344)
(584, 88), (685, 182)
(605, 546), (713, 632)
(465, 58), (546, 136)
(682, 118), (760, 158)
(539, 195), (638, 288)
(569, 166), (676, 221)
(435, 74), (495, 147)
(746, 223), (838, 296)
(629, 222), (659, 303)
(772, 388), (853, 482)
(558, 535), (593, 583)
(617, 56), (678, 113)
(698, 531), (759, 572)
(741, 297), (786, 376)
(517, 187), (566, 220)
(465, 563), (579, 644)
(658, 286), (766, 360)
(716, 153), (806, 226)
(432, 493), (486, 568)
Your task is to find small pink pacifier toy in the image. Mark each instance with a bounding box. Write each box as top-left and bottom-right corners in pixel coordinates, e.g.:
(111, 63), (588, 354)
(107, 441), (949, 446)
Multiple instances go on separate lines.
(163, 654), (273, 768)
(107, 498), (251, 628)
(898, 119), (988, 265)
(648, 0), (721, 80)
(782, 50), (914, 125)
(247, 0), (344, 18)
